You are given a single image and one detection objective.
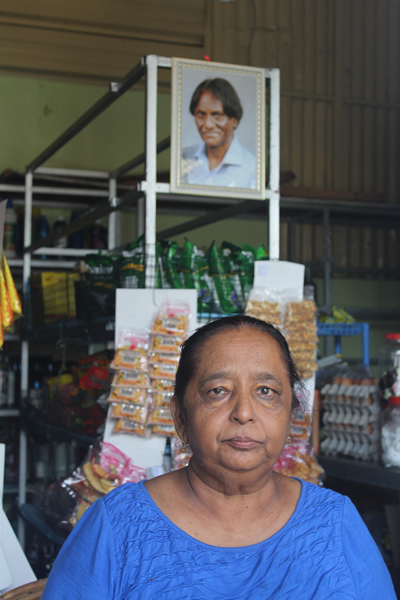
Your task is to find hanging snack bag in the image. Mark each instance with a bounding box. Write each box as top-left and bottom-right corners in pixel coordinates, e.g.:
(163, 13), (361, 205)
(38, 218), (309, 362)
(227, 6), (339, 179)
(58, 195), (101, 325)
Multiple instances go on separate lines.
(180, 240), (211, 314)
(149, 363), (178, 381)
(113, 420), (147, 436)
(149, 352), (180, 366)
(152, 391), (174, 407)
(0, 268), (13, 329)
(119, 235), (145, 289)
(148, 406), (175, 426)
(2, 255), (22, 316)
(112, 370), (151, 388)
(109, 402), (149, 424)
(160, 240), (183, 289)
(151, 303), (189, 338)
(151, 334), (183, 354)
(221, 242), (245, 310)
(82, 253), (118, 318)
(151, 424), (177, 437)
(151, 379), (175, 393)
(207, 242), (241, 314)
(107, 387), (151, 405)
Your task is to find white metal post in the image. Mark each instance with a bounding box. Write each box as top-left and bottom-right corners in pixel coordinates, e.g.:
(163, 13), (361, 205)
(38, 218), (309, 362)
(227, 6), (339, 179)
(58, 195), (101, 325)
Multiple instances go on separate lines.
(267, 68), (280, 260)
(18, 171), (33, 545)
(144, 55), (158, 287)
(108, 178), (117, 250)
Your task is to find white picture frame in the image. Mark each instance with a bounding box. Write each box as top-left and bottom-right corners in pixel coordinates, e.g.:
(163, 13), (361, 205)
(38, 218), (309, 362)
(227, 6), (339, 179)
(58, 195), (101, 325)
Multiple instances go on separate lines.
(171, 57), (266, 200)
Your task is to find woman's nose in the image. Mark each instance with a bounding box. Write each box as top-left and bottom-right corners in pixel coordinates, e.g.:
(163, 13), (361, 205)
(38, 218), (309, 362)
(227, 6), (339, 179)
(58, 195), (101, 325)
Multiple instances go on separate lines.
(230, 391), (256, 424)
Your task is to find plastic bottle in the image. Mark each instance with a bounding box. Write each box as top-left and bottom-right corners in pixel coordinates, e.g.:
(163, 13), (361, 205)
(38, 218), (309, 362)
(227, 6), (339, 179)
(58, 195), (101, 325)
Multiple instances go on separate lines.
(378, 333), (400, 402)
(162, 437), (172, 473)
(36, 214), (51, 259)
(53, 215), (67, 254)
(3, 199), (17, 258)
(91, 219), (108, 250)
(381, 396), (400, 467)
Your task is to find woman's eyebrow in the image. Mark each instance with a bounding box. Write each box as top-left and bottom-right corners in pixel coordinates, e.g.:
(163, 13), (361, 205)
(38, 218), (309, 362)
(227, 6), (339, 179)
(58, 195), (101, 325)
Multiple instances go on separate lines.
(200, 372), (231, 386)
(253, 373), (283, 386)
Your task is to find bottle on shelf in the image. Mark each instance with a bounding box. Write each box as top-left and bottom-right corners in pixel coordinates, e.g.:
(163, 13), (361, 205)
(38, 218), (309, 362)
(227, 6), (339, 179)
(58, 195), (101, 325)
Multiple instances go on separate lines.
(90, 219), (108, 250)
(3, 198), (17, 259)
(53, 215), (67, 257)
(35, 214), (51, 260)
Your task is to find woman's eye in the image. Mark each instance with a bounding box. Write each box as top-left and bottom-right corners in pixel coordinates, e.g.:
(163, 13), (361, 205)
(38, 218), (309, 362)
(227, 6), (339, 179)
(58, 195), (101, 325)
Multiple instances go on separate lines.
(210, 387), (225, 396)
(257, 386), (274, 398)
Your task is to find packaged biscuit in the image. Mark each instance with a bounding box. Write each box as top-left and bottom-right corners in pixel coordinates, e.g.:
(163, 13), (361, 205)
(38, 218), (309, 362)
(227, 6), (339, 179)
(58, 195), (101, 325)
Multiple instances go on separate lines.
(151, 379), (175, 393)
(109, 402), (148, 424)
(115, 330), (149, 352)
(148, 406), (174, 425)
(151, 304), (189, 337)
(151, 424), (177, 437)
(113, 419), (148, 436)
(151, 334), (183, 354)
(107, 387), (151, 405)
(112, 370), (151, 388)
(148, 352), (180, 366)
(111, 349), (148, 371)
(149, 363), (177, 381)
(152, 391), (174, 407)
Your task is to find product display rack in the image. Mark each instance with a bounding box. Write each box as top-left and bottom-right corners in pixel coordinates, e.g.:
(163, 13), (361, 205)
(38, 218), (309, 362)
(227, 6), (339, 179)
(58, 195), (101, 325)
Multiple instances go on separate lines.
(11, 55), (281, 546)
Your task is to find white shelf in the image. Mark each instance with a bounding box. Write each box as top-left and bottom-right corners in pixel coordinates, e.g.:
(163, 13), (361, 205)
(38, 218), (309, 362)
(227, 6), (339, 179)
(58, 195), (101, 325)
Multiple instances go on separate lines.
(0, 409), (19, 418)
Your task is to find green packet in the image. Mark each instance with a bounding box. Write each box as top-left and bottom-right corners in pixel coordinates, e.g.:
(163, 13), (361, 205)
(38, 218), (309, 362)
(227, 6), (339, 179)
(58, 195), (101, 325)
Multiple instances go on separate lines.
(159, 240), (183, 289)
(119, 235), (145, 289)
(207, 242), (241, 314)
(220, 241), (245, 310)
(180, 239), (211, 313)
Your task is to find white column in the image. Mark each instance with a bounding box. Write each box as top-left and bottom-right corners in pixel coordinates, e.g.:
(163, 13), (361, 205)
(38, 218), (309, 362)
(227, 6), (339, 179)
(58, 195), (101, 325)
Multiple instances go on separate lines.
(267, 68), (280, 260)
(145, 55), (158, 287)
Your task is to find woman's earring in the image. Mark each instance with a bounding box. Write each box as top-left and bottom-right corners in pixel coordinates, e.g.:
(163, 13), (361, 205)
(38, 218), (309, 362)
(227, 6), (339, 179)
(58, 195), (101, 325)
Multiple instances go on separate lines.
(180, 436), (187, 451)
(287, 436), (292, 446)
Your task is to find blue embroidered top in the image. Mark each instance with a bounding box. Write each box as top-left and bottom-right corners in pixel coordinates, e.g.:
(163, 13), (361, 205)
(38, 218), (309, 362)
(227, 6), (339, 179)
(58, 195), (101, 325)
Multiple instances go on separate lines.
(42, 479), (396, 599)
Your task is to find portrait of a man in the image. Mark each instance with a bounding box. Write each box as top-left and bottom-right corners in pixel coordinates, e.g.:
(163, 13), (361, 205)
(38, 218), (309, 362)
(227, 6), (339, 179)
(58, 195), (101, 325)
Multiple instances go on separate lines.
(181, 78), (256, 189)
(171, 58), (265, 200)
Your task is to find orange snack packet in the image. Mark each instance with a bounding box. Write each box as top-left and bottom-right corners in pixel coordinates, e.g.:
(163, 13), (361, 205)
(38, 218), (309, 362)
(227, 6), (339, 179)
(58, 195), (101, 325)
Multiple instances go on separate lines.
(0, 268), (13, 329)
(2, 255), (22, 316)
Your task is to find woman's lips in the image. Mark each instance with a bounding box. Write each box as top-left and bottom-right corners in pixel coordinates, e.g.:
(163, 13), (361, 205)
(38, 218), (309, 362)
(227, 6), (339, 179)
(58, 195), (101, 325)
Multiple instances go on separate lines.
(225, 437), (259, 449)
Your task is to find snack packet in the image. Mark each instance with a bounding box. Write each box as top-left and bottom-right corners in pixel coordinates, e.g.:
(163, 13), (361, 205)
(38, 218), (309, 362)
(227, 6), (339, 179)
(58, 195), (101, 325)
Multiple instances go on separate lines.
(179, 240), (211, 313)
(149, 363), (177, 380)
(107, 387), (151, 405)
(151, 334), (183, 354)
(109, 402), (148, 424)
(207, 242), (241, 314)
(151, 304), (189, 337)
(113, 419), (148, 436)
(2, 255), (22, 316)
(112, 370), (151, 388)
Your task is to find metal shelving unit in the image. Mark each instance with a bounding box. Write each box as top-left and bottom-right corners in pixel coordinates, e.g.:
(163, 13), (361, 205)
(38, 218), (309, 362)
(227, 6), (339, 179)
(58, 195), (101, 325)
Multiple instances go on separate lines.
(12, 55), (281, 546)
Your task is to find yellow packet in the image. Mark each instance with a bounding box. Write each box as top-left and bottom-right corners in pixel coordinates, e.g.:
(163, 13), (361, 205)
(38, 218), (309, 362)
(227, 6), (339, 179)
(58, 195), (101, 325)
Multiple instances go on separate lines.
(2, 255), (22, 316)
(0, 268), (13, 329)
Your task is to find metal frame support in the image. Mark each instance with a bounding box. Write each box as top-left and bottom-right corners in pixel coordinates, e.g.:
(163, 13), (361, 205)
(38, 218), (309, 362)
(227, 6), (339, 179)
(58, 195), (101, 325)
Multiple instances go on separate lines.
(144, 55), (158, 287)
(18, 172), (33, 545)
(323, 208), (332, 355)
(267, 68), (280, 260)
(108, 178), (117, 250)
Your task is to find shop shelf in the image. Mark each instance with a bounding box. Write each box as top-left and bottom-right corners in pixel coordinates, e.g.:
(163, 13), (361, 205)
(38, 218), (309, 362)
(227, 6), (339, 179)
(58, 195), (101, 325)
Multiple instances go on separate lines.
(317, 322), (370, 367)
(319, 455), (400, 491)
(21, 408), (98, 447)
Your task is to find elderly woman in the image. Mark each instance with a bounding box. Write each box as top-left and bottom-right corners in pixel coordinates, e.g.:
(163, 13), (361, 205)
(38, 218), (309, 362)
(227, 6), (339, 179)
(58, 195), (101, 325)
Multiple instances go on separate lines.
(181, 78), (256, 189)
(42, 316), (396, 599)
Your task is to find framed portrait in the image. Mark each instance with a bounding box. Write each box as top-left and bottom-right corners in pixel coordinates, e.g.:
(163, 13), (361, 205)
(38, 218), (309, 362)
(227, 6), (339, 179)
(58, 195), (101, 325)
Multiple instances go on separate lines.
(170, 57), (266, 200)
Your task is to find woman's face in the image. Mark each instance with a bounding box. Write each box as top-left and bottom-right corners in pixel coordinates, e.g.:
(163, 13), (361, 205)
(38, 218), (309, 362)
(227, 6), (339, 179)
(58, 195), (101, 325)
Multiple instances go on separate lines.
(194, 91), (238, 149)
(173, 327), (293, 477)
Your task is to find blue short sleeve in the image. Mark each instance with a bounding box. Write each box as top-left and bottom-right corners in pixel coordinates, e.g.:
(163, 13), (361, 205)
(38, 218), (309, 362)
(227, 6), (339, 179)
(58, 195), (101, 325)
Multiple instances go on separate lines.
(42, 498), (116, 600)
(341, 497), (396, 599)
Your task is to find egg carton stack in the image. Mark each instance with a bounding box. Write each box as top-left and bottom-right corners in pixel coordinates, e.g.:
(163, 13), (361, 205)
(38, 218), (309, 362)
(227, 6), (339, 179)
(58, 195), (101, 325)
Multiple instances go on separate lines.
(319, 378), (381, 462)
(107, 305), (188, 437)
